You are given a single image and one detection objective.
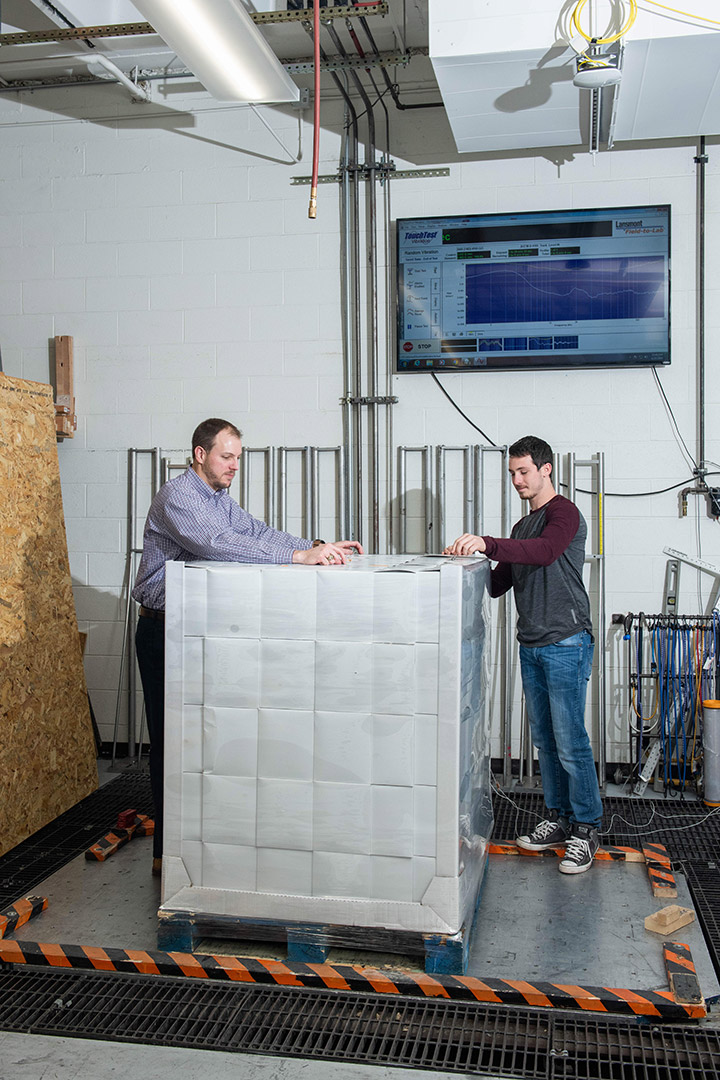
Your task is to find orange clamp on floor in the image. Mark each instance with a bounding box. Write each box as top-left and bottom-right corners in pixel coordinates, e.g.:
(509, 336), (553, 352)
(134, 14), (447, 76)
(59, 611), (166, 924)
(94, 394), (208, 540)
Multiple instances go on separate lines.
(662, 940), (704, 1006)
(0, 896), (48, 940)
(85, 829), (133, 862)
(84, 812), (155, 861)
(643, 843), (678, 898)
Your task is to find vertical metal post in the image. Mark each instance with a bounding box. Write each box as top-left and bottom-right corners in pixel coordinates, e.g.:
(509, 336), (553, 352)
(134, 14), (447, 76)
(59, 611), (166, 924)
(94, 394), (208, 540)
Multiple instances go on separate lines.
(523, 703), (537, 785)
(338, 445), (349, 539)
(340, 118), (356, 545)
(569, 451), (607, 790)
(152, 448), (162, 495)
(240, 447), (251, 511)
(398, 447), (407, 553)
(126, 448), (138, 762)
(597, 451), (607, 789)
(266, 447), (276, 529)
(303, 447), (312, 539)
(567, 451), (576, 502)
(517, 696), (526, 786)
(113, 446), (158, 767)
(473, 445), (484, 534)
(277, 447), (287, 532)
(517, 700), (538, 787)
(310, 447), (320, 540)
(463, 446), (474, 534)
(436, 446), (446, 555)
(697, 136), (707, 472)
(499, 446), (513, 786)
(423, 445), (433, 554)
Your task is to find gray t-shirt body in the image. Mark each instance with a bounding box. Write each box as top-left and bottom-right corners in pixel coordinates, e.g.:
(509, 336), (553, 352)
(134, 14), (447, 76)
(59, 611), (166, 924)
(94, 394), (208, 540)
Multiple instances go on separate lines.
(485, 494), (593, 648)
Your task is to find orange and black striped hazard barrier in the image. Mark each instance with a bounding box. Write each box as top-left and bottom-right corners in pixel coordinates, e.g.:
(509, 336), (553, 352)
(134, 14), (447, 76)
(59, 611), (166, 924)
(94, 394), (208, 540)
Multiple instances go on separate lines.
(489, 841), (645, 863)
(663, 941), (703, 1005)
(85, 811), (154, 862)
(490, 838), (678, 896)
(643, 843), (678, 898)
(0, 939), (705, 1020)
(0, 896), (47, 940)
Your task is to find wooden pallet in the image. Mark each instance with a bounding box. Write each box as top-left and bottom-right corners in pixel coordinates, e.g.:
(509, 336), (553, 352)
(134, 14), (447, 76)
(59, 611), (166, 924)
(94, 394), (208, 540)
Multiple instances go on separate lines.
(157, 906), (479, 976)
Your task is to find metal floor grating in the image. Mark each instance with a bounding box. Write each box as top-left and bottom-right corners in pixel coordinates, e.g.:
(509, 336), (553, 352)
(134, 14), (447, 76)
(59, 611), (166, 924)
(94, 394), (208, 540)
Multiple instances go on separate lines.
(0, 771), (154, 908)
(0, 966), (718, 1078)
(686, 864), (720, 976)
(493, 790), (720, 863)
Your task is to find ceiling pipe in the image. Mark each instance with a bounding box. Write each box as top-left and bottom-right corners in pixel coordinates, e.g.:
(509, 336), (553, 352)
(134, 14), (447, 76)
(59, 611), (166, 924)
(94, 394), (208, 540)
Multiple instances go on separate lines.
(86, 54), (150, 101)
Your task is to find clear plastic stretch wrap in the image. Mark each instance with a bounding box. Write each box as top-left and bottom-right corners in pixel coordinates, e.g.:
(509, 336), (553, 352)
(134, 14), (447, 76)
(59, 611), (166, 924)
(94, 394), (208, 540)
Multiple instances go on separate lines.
(163, 554), (493, 935)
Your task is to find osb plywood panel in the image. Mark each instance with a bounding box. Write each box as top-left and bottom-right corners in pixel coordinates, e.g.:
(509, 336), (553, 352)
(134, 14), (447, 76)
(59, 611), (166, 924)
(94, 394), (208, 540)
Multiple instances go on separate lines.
(0, 372), (97, 858)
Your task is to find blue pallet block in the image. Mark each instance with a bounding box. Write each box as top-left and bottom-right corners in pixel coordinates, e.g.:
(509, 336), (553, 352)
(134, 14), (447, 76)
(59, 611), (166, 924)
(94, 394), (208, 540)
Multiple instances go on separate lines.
(157, 881), (487, 975)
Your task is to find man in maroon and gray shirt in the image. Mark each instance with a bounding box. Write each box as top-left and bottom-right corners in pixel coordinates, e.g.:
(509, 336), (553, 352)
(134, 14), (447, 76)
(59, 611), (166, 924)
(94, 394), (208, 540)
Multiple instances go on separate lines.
(444, 434), (603, 874)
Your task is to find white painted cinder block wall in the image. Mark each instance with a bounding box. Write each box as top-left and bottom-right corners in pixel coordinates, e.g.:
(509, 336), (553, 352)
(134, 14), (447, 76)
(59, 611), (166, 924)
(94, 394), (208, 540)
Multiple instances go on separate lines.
(0, 82), (718, 762)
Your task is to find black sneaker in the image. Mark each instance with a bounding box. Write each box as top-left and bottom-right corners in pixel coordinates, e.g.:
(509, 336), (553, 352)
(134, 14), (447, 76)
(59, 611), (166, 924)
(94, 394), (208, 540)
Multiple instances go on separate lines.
(558, 823), (599, 874)
(516, 815), (569, 851)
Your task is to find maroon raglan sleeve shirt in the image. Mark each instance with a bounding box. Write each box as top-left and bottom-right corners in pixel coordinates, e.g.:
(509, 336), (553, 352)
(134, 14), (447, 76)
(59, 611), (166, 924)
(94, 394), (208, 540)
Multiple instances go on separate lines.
(482, 494), (593, 647)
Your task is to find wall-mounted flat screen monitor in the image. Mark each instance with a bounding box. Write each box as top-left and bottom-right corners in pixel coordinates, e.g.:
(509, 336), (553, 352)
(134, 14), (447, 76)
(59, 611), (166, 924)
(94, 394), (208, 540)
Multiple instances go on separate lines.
(396, 205), (671, 373)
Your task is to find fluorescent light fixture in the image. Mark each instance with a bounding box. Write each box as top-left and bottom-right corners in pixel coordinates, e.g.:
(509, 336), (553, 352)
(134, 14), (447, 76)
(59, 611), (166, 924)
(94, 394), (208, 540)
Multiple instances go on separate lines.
(132, 0), (300, 103)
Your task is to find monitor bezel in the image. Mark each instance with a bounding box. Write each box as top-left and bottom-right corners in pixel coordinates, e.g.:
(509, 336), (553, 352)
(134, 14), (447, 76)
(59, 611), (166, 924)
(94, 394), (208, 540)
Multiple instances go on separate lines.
(394, 204), (672, 375)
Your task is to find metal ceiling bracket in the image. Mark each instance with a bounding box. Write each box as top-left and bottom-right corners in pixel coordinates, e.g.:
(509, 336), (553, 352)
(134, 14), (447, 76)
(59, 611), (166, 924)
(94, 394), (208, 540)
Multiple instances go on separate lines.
(341, 395), (398, 406)
(0, 23), (154, 45)
(284, 48), (415, 74)
(252, 4), (388, 24)
(292, 166), (449, 185)
(0, 4), (389, 46)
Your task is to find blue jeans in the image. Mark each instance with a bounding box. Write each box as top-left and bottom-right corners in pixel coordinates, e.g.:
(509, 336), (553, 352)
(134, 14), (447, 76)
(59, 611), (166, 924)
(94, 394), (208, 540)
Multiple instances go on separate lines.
(519, 630), (602, 827)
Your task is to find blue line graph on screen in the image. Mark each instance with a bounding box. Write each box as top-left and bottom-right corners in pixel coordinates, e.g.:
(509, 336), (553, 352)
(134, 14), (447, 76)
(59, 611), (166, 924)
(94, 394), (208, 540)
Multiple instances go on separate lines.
(466, 256), (665, 324)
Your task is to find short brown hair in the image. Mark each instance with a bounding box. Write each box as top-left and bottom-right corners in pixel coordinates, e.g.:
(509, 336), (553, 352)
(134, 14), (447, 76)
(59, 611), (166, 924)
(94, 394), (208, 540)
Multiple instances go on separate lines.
(508, 435), (553, 472)
(191, 418), (242, 456)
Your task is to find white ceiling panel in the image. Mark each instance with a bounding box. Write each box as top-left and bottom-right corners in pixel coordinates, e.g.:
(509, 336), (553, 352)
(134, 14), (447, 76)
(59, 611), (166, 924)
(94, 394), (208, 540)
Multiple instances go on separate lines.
(432, 51), (584, 152)
(614, 34), (720, 142)
(430, 0), (720, 154)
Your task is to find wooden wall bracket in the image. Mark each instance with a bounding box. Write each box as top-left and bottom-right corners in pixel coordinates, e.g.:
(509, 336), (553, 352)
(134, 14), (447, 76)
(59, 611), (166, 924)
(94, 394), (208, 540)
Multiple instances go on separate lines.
(54, 335), (77, 439)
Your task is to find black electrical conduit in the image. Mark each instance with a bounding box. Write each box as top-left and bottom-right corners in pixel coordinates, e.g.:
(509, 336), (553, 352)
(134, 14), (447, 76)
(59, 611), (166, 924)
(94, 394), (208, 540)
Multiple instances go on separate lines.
(324, 18), (382, 551)
(354, 8), (444, 110)
(307, 28), (364, 543)
(696, 135), (706, 474)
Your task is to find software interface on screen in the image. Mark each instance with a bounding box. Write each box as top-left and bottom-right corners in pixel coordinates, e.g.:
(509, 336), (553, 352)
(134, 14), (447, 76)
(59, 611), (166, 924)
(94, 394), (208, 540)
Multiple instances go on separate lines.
(396, 206), (671, 373)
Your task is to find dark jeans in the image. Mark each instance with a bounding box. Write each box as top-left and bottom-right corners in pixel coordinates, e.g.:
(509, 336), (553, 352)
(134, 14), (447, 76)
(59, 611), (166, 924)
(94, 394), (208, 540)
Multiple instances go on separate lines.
(135, 614), (165, 858)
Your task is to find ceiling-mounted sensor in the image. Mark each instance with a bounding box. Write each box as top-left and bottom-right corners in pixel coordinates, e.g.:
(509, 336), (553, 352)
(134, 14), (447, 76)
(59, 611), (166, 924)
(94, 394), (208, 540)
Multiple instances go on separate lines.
(573, 50), (622, 89)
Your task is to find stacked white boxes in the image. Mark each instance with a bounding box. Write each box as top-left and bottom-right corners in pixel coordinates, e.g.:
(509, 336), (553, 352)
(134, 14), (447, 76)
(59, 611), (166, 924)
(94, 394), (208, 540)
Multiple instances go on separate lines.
(162, 554), (493, 935)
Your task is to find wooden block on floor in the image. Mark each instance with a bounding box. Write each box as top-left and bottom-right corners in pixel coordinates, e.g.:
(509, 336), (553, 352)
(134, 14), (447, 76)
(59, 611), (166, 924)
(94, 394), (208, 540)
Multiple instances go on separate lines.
(644, 905), (695, 935)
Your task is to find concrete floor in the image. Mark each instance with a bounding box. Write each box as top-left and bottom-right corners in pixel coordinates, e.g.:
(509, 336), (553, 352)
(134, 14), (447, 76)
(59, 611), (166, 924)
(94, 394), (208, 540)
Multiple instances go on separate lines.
(2, 762), (719, 1078)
